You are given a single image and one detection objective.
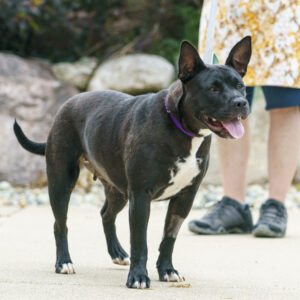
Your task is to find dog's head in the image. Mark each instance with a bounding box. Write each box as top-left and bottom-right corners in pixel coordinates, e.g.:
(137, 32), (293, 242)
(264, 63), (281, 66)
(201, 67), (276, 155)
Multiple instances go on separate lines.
(167, 36), (252, 139)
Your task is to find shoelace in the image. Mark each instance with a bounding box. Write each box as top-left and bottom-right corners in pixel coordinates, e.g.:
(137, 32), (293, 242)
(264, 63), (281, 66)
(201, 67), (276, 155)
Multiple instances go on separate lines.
(260, 203), (285, 222)
(206, 201), (228, 218)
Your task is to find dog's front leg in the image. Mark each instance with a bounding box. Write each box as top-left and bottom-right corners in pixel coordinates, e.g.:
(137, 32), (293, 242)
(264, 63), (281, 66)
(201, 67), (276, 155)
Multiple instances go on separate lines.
(126, 191), (151, 289)
(156, 181), (200, 282)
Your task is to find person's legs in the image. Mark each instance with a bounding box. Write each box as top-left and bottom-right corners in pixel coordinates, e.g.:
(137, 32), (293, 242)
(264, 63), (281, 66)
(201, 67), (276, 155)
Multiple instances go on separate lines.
(217, 118), (250, 203)
(216, 86), (255, 203)
(188, 87), (254, 235)
(253, 86), (300, 238)
(268, 107), (300, 202)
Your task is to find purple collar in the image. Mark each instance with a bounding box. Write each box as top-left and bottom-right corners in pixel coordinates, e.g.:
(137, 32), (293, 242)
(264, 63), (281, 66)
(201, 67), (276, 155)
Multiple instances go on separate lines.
(164, 98), (196, 137)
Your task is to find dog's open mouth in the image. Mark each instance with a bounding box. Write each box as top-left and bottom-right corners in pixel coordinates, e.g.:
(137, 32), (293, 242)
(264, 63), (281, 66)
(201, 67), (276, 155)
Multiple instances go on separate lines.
(204, 116), (244, 139)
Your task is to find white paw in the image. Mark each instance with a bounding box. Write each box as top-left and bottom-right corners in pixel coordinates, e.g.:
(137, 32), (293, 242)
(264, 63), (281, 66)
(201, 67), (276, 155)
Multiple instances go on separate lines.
(112, 257), (130, 266)
(132, 281), (147, 289)
(164, 272), (185, 282)
(59, 263), (76, 274)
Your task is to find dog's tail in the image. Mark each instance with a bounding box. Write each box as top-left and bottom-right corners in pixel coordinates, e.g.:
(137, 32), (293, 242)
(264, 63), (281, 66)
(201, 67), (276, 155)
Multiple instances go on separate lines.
(13, 120), (46, 156)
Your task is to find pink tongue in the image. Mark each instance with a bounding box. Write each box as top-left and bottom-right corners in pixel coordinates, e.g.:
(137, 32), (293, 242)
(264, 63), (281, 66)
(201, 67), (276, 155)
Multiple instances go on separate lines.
(221, 119), (244, 139)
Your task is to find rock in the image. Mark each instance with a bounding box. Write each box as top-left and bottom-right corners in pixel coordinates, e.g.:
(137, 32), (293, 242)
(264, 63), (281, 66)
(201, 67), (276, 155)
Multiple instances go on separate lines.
(88, 54), (175, 94)
(0, 53), (78, 186)
(52, 57), (98, 90)
(0, 181), (11, 190)
(203, 88), (300, 184)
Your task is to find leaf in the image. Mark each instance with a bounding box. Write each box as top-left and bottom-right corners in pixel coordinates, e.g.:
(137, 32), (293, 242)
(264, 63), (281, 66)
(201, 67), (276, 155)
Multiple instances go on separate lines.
(32, 0), (44, 6)
(213, 53), (219, 65)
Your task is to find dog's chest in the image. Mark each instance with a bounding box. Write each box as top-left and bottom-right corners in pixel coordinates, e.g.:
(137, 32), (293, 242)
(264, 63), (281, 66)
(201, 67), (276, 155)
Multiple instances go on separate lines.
(154, 136), (207, 201)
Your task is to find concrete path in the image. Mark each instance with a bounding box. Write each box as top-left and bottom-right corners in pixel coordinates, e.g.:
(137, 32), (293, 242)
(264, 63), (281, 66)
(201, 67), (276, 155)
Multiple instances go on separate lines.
(1, 204), (300, 300)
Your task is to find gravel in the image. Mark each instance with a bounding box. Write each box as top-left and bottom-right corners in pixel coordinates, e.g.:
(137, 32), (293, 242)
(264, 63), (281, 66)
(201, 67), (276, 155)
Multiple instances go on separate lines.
(0, 181), (299, 209)
(0, 181), (105, 208)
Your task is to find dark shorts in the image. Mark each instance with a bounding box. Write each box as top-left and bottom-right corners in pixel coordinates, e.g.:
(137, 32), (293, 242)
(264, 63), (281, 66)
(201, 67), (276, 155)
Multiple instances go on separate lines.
(246, 86), (300, 110)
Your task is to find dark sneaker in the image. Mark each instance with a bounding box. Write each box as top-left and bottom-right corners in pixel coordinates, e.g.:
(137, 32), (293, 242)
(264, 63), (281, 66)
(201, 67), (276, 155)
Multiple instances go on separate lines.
(188, 196), (253, 234)
(253, 199), (287, 238)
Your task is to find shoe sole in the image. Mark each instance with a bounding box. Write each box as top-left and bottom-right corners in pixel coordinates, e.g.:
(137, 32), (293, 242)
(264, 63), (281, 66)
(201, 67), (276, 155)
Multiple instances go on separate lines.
(188, 223), (252, 235)
(253, 224), (285, 238)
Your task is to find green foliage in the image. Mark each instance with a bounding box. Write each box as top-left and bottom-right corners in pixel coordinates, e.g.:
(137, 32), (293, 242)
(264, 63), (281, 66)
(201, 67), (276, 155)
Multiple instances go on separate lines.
(150, 38), (179, 66)
(0, 0), (201, 64)
(176, 5), (200, 46)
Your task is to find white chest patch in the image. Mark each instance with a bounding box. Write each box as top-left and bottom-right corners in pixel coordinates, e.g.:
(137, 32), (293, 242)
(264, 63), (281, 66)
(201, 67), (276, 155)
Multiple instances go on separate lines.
(154, 135), (208, 201)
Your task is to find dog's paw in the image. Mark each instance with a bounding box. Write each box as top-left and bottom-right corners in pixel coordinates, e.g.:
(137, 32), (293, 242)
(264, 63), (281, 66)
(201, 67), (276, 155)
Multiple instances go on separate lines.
(109, 240), (130, 266)
(112, 256), (130, 266)
(55, 263), (76, 274)
(159, 268), (185, 282)
(126, 268), (150, 289)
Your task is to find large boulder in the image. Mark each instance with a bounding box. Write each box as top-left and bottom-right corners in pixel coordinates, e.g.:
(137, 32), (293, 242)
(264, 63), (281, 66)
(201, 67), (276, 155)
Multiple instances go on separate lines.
(88, 54), (175, 94)
(0, 53), (78, 186)
(52, 57), (98, 90)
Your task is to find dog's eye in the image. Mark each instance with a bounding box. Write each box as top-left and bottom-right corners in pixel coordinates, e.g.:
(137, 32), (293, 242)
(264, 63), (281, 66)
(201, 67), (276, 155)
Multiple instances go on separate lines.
(209, 86), (220, 92)
(236, 83), (244, 89)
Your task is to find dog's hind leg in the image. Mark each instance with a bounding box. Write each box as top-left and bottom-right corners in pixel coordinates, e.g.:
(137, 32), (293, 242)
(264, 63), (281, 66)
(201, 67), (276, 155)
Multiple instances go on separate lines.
(101, 182), (129, 265)
(46, 136), (82, 274)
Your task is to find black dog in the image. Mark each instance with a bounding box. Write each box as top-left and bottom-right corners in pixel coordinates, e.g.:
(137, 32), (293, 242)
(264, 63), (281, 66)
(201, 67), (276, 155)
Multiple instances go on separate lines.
(14, 37), (251, 288)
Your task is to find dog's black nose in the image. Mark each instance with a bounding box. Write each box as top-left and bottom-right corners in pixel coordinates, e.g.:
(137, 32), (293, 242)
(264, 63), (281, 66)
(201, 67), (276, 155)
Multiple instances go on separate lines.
(232, 98), (248, 108)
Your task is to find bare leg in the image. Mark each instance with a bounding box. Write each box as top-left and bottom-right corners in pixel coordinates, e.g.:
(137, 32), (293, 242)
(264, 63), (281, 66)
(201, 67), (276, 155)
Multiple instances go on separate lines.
(268, 107), (300, 202)
(188, 128), (252, 235)
(253, 107), (299, 237)
(217, 119), (250, 203)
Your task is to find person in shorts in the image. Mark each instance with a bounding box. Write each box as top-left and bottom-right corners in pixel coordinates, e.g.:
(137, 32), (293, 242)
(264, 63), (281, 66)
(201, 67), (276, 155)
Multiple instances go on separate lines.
(188, 0), (300, 237)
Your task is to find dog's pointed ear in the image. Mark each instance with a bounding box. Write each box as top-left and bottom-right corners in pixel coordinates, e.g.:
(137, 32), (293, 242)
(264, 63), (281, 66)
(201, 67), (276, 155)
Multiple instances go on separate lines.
(225, 36), (252, 77)
(166, 80), (184, 112)
(178, 41), (206, 82)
